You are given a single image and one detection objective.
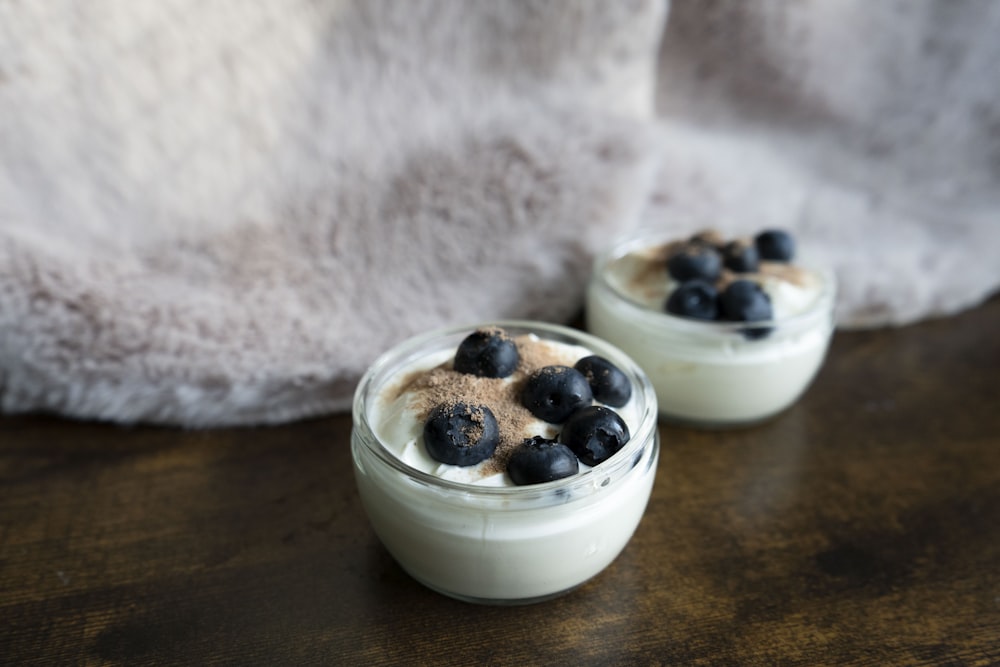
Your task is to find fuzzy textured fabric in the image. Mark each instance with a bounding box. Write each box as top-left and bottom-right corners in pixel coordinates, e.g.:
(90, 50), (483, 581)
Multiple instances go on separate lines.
(0, 0), (997, 426)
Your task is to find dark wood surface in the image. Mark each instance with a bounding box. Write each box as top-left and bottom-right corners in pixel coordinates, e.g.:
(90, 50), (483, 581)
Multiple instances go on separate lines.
(2, 297), (999, 666)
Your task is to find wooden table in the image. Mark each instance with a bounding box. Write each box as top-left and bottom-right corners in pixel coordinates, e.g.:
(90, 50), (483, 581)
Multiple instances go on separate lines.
(3, 297), (999, 666)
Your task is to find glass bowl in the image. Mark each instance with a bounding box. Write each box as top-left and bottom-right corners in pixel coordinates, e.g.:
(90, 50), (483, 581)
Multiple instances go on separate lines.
(586, 232), (837, 427)
(351, 320), (659, 604)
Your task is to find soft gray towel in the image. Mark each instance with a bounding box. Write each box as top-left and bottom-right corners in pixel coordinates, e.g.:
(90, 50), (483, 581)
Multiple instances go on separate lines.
(1, 0), (997, 426)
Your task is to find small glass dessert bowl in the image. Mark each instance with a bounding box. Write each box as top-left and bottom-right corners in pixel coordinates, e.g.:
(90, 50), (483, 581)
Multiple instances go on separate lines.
(586, 229), (837, 427)
(351, 320), (659, 605)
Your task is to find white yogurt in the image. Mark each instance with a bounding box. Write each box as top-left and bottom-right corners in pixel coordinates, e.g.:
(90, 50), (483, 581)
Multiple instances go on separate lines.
(351, 321), (659, 604)
(586, 233), (836, 426)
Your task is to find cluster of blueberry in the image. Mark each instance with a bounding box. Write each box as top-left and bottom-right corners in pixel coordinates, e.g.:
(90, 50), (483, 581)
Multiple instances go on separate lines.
(422, 328), (633, 486)
(664, 229), (796, 339)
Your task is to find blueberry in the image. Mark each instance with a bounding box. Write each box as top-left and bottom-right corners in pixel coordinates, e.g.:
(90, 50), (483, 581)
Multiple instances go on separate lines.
(506, 436), (580, 485)
(755, 229), (795, 262)
(664, 279), (719, 321)
(719, 279), (773, 339)
(520, 365), (593, 424)
(722, 239), (760, 273)
(422, 402), (499, 466)
(666, 243), (722, 283)
(454, 327), (519, 378)
(559, 406), (631, 467)
(574, 355), (632, 408)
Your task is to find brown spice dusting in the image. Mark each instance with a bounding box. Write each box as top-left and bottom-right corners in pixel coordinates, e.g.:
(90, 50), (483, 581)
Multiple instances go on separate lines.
(514, 334), (578, 371)
(759, 261), (810, 287)
(689, 228), (726, 247)
(724, 237), (753, 254)
(626, 229), (811, 294)
(625, 240), (681, 294)
(461, 404), (486, 445)
(476, 325), (513, 341)
(383, 358), (451, 405)
(716, 268), (738, 290)
(395, 332), (584, 478)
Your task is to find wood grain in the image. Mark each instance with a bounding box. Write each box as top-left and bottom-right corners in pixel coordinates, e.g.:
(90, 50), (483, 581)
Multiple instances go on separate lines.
(2, 297), (999, 666)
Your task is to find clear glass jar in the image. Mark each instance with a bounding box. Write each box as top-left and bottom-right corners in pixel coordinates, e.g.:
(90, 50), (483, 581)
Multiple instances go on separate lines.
(351, 320), (659, 605)
(586, 232), (837, 427)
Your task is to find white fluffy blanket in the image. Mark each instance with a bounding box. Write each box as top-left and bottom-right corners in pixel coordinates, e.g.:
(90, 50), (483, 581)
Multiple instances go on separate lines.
(1, 0), (997, 426)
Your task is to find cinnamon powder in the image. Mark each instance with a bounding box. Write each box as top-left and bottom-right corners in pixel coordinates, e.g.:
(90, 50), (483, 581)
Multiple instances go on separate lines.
(392, 332), (580, 474)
